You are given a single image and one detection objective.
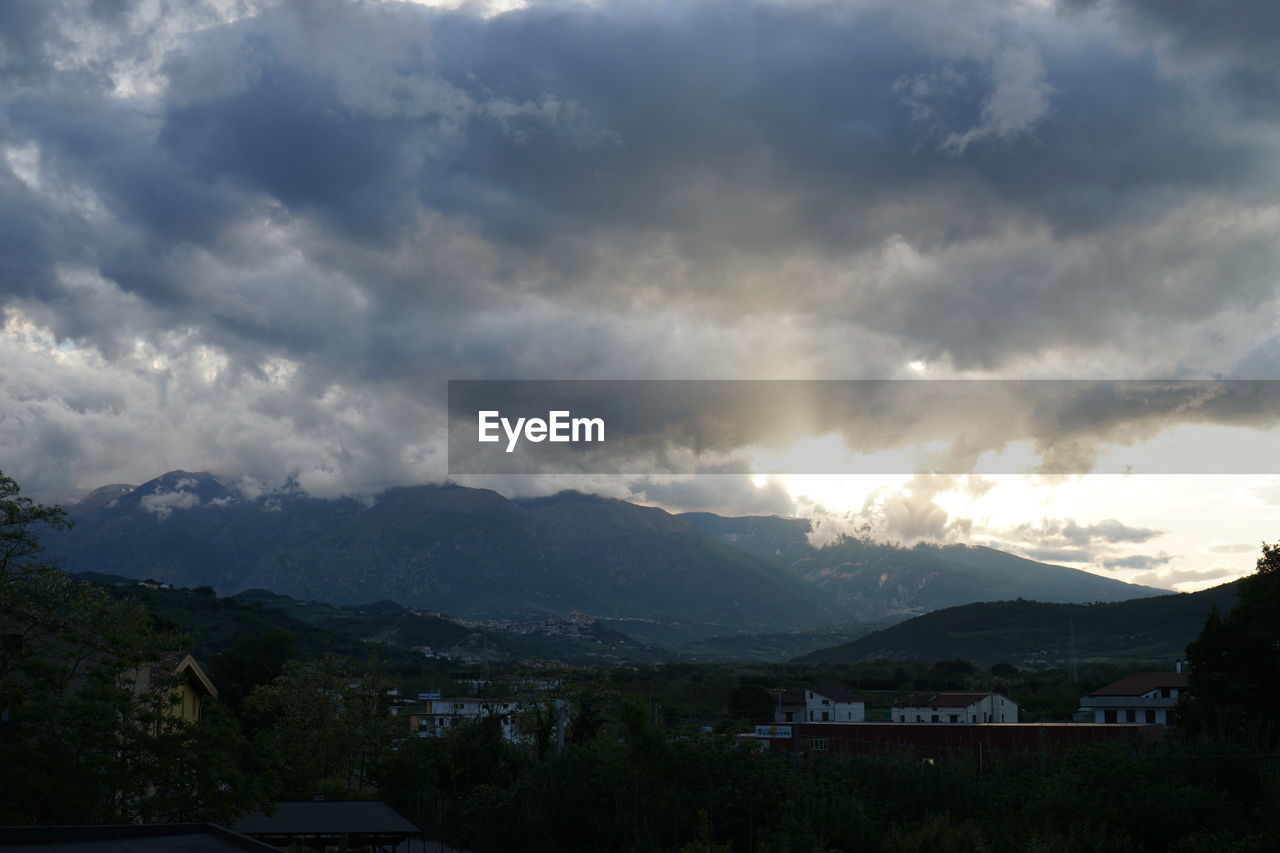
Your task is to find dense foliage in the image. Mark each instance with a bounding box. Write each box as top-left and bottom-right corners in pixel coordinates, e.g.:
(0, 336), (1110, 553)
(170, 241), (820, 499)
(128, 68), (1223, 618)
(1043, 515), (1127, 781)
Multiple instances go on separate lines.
(377, 714), (1279, 852)
(0, 472), (268, 823)
(1181, 542), (1280, 750)
(3, 470), (1279, 850)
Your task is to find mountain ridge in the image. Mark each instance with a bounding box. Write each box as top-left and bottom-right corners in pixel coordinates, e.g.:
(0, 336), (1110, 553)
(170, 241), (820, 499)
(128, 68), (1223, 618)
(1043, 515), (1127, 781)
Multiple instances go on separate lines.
(680, 512), (1167, 619)
(44, 472), (1166, 642)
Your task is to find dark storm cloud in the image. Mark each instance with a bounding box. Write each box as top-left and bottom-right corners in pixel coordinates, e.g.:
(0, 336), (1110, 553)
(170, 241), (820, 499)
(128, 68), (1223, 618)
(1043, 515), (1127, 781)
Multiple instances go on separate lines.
(1066, 0), (1280, 67)
(2, 0), (1280, 499)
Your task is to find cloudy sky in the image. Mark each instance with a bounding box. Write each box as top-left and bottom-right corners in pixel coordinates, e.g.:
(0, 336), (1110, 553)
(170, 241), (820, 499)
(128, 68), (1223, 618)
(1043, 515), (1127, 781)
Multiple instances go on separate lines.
(3, 0), (1280, 591)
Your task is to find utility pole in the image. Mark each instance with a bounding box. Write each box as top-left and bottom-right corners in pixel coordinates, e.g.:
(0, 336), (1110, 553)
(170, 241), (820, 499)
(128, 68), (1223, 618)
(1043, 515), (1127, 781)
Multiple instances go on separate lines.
(1069, 620), (1079, 684)
(554, 698), (566, 757)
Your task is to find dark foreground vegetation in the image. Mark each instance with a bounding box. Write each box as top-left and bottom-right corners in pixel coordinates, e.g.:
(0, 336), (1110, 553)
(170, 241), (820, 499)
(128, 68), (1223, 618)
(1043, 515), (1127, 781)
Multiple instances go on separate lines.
(3, 471), (1279, 851)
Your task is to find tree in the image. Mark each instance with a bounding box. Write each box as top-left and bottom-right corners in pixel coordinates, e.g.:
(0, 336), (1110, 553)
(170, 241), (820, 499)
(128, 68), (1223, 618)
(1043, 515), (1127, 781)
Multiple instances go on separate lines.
(211, 627), (300, 711)
(727, 684), (775, 722)
(0, 470), (267, 823)
(1181, 541), (1280, 749)
(246, 655), (400, 798)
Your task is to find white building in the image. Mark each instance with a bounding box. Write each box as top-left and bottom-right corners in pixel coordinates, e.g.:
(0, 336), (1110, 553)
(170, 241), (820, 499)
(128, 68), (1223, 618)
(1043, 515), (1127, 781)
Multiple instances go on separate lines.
(1077, 671), (1187, 726)
(776, 686), (865, 723)
(891, 692), (1018, 723)
(393, 697), (530, 743)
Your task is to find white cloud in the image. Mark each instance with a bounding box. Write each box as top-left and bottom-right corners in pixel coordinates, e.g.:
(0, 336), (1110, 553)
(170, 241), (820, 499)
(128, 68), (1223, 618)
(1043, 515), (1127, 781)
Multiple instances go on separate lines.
(141, 489), (202, 519)
(943, 45), (1054, 152)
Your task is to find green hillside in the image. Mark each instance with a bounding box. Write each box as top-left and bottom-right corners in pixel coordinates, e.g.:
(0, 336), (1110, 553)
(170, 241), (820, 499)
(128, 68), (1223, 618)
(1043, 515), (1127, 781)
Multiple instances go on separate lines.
(74, 573), (449, 666)
(796, 580), (1240, 665)
(233, 587), (671, 663)
(676, 621), (895, 662)
(77, 573), (671, 666)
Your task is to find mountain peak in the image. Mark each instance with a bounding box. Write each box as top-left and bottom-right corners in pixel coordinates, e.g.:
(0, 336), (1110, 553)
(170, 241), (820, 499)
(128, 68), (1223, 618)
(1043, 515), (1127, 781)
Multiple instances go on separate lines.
(76, 483), (137, 509)
(133, 470), (228, 495)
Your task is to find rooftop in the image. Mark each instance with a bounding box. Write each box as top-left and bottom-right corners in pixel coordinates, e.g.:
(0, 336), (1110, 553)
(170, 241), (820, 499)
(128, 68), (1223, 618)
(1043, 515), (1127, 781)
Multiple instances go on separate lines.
(896, 692), (995, 709)
(232, 801), (419, 837)
(1088, 672), (1188, 697)
(0, 824), (277, 853)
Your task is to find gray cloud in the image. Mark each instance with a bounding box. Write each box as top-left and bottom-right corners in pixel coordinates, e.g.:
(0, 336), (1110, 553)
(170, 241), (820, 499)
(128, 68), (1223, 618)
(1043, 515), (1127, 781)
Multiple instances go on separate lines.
(987, 515), (1166, 571)
(1068, 0), (1280, 70)
(1024, 547), (1093, 564)
(1, 0), (1279, 502)
(1101, 553), (1171, 570)
(1207, 543), (1258, 554)
(1060, 519), (1163, 546)
(1009, 516), (1163, 548)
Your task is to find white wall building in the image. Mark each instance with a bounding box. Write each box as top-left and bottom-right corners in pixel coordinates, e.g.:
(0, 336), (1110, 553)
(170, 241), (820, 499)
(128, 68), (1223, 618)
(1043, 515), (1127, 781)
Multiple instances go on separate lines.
(776, 686), (865, 723)
(891, 692), (1018, 723)
(1077, 671), (1187, 726)
(393, 697), (530, 743)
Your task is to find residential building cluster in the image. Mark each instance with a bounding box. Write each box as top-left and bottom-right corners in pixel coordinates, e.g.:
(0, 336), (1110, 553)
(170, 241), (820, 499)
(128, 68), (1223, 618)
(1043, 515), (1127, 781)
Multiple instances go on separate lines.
(750, 664), (1190, 761)
(453, 610), (599, 637)
(392, 696), (531, 742)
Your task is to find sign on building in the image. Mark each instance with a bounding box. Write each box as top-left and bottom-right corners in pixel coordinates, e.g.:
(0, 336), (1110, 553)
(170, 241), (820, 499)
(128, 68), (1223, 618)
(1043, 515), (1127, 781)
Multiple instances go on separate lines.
(754, 725), (793, 738)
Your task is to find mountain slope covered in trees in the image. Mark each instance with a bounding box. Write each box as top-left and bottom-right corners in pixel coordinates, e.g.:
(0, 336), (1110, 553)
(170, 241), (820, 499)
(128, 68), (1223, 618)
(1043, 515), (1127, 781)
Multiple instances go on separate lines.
(796, 580), (1240, 664)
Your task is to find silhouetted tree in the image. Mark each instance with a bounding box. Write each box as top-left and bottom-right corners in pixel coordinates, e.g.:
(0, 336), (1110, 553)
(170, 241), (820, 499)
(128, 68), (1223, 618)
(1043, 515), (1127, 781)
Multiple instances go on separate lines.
(0, 470), (267, 823)
(1181, 542), (1280, 749)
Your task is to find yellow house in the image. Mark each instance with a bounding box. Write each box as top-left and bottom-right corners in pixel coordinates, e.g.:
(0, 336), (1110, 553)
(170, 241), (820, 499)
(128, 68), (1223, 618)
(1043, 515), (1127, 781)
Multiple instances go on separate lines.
(131, 652), (218, 723)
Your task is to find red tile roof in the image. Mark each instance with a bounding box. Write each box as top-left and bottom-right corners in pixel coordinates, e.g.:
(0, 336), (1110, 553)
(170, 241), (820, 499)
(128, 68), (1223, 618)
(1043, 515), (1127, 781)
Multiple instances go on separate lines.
(896, 692), (993, 709)
(1089, 672), (1188, 697)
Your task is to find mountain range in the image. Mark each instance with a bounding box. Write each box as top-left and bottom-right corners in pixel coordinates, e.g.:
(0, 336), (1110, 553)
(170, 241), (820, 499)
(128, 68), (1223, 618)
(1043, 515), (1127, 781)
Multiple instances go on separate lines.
(44, 471), (1166, 643)
(680, 513), (1166, 618)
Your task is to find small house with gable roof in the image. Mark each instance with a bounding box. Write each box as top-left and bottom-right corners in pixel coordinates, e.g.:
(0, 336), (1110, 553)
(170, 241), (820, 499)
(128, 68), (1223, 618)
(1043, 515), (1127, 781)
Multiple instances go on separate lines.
(776, 685), (865, 723)
(891, 692), (1018, 724)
